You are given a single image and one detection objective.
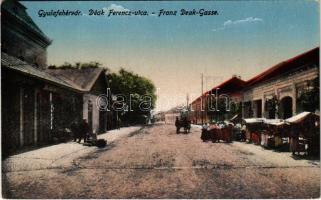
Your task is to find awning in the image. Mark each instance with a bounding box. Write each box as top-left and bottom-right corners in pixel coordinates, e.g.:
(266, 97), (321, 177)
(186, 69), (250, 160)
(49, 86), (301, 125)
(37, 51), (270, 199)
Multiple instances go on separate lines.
(243, 118), (265, 124)
(285, 112), (319, 124)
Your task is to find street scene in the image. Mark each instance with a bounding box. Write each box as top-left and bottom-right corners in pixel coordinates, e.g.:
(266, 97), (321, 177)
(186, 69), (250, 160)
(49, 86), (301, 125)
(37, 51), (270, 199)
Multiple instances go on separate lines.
(1, 0), (320, 199)
(3, 124), (320, 198)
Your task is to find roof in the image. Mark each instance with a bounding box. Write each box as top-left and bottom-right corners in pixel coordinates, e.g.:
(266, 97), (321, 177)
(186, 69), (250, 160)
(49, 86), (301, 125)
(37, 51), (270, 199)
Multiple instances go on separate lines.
(191, 76), (246, 105)
(1, 0), (51, 44)
(246, 47), (319, 87)
(230, 114), (240, 121)
(1, 52), (80, 92)
(264, 119), (286, 126)
(45, 68), (106, 92)
(243, 118), (265, 124)
(285, 112), (319, 124)
(190, 47), (319, 106)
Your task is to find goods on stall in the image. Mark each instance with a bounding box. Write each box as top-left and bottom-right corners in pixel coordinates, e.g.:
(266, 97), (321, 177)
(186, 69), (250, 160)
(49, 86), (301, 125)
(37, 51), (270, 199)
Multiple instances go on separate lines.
(263, 119), (289, 149)
(286, 112), (319, 156)
(274, 136), (282, 147)
(242, 118), (265, 143)
(260, 130), (269, 147)
(232, 123), (245, 141)
(201, 123), (232, 143)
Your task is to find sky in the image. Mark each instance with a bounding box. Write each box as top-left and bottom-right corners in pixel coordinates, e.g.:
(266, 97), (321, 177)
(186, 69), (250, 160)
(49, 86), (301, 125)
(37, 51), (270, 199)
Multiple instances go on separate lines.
(22, 1), (320, 111)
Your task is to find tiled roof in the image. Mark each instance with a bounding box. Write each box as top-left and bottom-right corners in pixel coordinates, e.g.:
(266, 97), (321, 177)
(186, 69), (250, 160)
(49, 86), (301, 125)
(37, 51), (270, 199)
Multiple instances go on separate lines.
(1, 52), (81, 92)
(246, 47), (319, 87)
(190, 47), (319, 105)
(191, 76), (246, 105)
(45, 68), (106, 92)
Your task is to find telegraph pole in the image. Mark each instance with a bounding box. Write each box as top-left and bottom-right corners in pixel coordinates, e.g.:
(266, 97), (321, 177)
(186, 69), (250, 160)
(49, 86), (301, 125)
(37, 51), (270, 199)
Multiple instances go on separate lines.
(186, 93), (189, 109)
(201, 73), (204, 125)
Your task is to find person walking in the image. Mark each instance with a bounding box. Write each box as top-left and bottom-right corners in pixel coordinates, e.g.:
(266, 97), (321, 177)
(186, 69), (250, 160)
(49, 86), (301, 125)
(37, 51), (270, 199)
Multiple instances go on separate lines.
(78, 119), (90, 143)
(70, 119), (79, 142)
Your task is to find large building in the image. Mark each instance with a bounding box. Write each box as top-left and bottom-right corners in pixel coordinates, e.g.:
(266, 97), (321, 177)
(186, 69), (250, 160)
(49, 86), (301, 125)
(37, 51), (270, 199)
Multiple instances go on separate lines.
(242, 47), (319, 119)
(190, 47), (319, 124)
(1, 1), (108, 156)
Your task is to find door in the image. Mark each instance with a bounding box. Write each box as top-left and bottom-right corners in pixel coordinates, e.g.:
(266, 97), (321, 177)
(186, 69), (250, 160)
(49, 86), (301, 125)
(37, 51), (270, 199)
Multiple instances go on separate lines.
(88, 100), (93, 132)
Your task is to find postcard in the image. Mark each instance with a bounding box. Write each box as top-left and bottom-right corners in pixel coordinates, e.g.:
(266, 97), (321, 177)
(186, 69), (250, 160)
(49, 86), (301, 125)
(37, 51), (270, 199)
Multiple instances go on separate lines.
(1, 0), (320, 199)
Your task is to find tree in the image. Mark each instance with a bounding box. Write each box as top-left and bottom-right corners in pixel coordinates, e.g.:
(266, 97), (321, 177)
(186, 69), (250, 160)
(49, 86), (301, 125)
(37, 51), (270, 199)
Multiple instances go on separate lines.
(297, 77), (320, 112)
(47, 62), (102, 69)
(107, 68), (157, 125)
(265, 96), (278, 119)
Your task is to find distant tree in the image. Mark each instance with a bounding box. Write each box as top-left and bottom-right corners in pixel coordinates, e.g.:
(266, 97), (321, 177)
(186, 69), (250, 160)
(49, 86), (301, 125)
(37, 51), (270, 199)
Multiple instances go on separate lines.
(50, 62), (103, 69)
(48, 65), (57, 69)
(107, 68), (157, 125)
(79, 62), (101, 69)
(230, 101), (241, 117)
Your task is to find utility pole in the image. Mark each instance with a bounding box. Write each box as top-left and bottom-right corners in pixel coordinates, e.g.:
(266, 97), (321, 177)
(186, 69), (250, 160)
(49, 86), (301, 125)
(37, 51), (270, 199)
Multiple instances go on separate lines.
(186, 93), (189, 109)
(201, 73), (204, 125)
(186, 93), (190, 119)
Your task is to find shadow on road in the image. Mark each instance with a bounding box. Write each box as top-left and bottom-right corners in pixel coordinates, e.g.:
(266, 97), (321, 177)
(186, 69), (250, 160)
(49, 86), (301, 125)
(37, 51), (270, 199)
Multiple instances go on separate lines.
(62, 142), (118, 176)
(291, 154), (320, 161)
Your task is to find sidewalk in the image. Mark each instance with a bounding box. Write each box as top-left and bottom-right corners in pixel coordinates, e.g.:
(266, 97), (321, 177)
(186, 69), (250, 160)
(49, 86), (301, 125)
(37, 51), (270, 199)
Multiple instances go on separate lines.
(2, 126), (142, 172)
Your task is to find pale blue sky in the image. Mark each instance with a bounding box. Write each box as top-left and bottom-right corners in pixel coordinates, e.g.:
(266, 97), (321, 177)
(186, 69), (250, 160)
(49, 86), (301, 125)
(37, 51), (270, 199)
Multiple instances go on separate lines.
(22, 1), (320, 111)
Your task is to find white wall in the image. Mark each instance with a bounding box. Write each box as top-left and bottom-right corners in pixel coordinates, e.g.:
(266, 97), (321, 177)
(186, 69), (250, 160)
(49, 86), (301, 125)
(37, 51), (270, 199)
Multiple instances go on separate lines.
(83, 94), (100, 134)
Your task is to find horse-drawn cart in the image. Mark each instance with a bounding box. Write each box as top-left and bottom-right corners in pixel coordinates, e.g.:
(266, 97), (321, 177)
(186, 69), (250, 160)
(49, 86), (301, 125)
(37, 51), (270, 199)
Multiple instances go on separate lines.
(175, 117), (191, 134)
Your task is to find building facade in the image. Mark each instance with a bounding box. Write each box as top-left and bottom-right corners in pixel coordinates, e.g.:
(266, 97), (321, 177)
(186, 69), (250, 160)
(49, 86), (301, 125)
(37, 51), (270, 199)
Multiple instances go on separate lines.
(190, 47), (319, 123)
(190, 76), (245, 124)
(1, 1), (84, 156)
(46, 68), (108, 134)
(1, 1), (111, 156)
(242, 47), (319, 119)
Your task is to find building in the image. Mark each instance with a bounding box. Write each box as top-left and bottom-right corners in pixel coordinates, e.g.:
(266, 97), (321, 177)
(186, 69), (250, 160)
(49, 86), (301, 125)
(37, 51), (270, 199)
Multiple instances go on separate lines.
(242, 47), (319, 119)
(1, 1), (111, 157)
(190, 76), (245, 124)
(1, 0), (84, 156)
(1, 0), (49, 69)
(190, 47), (319, 123)
(46, 68), (108, 133)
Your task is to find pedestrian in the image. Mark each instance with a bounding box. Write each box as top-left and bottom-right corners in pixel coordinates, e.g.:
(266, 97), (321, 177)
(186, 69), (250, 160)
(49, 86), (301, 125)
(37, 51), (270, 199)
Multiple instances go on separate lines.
(70, 119), (79, 142)
(175, 116), (180, 133)
(78, 119), (90, 143)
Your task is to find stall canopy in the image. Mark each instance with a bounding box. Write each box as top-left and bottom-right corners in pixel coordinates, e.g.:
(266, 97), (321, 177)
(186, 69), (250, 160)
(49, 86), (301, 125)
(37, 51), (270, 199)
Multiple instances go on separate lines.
(285, 112), (319, 124)
(264, 119), (288, 126)
(285, 112), (319, 138)
(230, 114), (242, 124)
(243, 118), (265, 124)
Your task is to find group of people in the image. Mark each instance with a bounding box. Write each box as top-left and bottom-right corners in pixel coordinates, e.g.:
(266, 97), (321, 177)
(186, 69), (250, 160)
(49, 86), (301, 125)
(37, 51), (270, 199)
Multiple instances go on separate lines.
(70, 119), (93, 143)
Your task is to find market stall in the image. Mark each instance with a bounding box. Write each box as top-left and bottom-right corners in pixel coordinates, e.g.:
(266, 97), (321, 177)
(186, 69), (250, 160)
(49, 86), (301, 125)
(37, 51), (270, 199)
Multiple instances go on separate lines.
(242, 118), (265, 144)
(262, 119), (290, 148)
(286, 112), (320, 156)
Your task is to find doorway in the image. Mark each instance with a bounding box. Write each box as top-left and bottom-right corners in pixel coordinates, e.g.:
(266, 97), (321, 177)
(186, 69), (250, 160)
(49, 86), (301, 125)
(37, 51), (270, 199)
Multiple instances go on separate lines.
(280, 96), (293, 119)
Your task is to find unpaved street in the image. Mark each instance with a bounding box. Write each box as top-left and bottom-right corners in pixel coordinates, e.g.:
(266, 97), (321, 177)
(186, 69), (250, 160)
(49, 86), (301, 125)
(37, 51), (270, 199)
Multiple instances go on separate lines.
(2, 123), (320, 198)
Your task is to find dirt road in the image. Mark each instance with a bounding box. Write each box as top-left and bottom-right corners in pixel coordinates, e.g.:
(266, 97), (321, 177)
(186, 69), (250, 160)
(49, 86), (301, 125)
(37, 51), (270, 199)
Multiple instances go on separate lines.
(2, 123), (320, 198)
